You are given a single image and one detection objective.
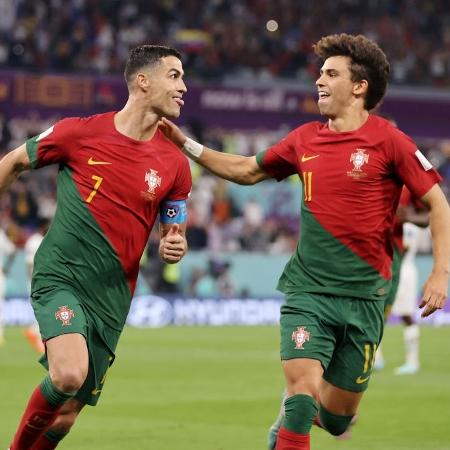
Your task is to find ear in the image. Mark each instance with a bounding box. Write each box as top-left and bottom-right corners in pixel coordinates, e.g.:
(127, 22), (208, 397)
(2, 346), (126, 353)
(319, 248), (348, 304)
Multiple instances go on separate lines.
(136, 72), (150, 91)
(353, 79), (368, 97)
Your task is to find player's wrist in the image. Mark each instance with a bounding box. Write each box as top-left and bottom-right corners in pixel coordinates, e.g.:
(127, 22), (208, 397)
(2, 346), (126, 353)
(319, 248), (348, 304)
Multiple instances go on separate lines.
(182, 137), (204, 160)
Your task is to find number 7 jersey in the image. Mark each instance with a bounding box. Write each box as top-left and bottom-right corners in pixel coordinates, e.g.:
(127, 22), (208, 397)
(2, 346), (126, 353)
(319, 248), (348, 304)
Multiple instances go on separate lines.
(26, 112), (192, 329)
(256, 115), (440, 301)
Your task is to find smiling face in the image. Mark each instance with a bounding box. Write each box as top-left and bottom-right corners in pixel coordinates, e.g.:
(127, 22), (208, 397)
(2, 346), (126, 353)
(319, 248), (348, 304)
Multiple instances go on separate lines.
(138, 56), (187, 118)
(316, 55), (367, 119)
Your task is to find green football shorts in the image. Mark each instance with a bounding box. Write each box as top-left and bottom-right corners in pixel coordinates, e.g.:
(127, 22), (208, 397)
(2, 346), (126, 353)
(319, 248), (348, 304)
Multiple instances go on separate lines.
(280, 292), (384, 392)
(31, 286), (121, 406)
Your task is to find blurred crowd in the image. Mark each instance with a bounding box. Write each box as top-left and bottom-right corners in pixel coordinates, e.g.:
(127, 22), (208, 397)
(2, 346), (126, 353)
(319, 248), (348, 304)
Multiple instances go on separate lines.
(0, 0), (449, 86)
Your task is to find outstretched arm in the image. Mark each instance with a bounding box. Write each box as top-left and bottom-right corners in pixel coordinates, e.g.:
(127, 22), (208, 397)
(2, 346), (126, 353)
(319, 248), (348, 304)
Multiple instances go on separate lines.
(159, 118), (270, 185)
(419, 184), (450, 317)
(0, 144), (31, 194)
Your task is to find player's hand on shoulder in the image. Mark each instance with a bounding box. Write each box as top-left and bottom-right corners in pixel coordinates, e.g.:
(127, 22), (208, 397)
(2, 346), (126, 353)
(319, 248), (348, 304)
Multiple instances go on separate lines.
(419, 269), (449, 317)
(158, 117), (186, 148)
(159, 223), (187, 264)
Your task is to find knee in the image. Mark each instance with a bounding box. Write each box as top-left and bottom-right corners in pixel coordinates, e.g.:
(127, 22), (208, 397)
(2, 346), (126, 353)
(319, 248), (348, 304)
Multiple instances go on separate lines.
(319, 405), (354, 436)
(50, 366), (88, 393)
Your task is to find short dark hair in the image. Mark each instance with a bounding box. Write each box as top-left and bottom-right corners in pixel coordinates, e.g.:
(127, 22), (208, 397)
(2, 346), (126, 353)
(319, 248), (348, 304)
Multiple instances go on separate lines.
(124, 45), (182, 83)
(313, 34), (390, 110)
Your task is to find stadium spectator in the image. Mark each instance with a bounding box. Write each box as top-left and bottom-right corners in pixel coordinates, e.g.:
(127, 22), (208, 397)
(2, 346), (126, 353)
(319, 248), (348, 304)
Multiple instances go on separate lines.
(4, 44), (191, 449)
(159, 33), (450, 450)
(2, 0), (449, 87)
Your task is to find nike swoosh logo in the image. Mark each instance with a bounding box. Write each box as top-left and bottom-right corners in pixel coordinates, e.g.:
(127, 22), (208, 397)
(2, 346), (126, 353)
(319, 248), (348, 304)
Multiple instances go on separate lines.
(355, 375), (370, 384)
(91, 388), (102, 395)
(301, 154), (320, 162)
(88, 157), (112, 165)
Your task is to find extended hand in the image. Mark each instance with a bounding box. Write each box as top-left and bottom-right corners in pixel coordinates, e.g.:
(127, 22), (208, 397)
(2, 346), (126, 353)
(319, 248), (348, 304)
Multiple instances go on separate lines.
(419, 269), (449, 317)
(159, 223), (187, 264)
(158, 117), (187, 148)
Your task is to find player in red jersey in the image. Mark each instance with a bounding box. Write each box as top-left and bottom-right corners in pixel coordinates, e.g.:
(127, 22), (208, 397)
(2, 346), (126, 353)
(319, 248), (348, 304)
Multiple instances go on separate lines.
(2, 45), (191, 449)
(159, 34), (450, 450)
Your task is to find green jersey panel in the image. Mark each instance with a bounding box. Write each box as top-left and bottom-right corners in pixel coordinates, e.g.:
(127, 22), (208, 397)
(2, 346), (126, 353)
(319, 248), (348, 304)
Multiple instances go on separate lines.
(28, 137), (131, 330)
(278, 202), (391, 301)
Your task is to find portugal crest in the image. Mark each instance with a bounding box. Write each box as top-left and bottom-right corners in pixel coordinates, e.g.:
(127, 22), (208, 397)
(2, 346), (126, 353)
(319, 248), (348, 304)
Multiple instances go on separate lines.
(145, 169), (162, 195)
(55, 306), (75, 326)
(292, 326), (310, 349)
(141, 169), (162, 201)
(348, 148), (369, 179)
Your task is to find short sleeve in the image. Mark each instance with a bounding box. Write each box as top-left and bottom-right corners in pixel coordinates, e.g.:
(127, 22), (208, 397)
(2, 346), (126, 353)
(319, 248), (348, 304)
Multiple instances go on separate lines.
(391, 130), (441, 199)
(165, 155), (192, 201)
(256, 129), (299, 181)
(26, 117), (83, 169)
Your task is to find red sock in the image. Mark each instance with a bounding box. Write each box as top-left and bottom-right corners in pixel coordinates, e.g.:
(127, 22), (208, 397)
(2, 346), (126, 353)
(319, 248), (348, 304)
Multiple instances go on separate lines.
(276, 427), (310, 450)
(9, 385), (62, 450)
(32, 432), (64, 450)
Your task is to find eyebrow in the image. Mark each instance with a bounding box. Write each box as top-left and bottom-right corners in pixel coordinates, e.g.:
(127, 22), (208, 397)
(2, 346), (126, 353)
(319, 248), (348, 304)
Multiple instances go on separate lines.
(319, 68), (339, 75)
(169, 68), (184, 77)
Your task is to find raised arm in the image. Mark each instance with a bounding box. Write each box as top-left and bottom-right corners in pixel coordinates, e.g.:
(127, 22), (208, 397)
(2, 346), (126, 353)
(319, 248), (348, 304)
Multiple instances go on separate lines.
(0, 144), (31, 194)
(418, 184), (450, 317)
(159, 118), (270, 185)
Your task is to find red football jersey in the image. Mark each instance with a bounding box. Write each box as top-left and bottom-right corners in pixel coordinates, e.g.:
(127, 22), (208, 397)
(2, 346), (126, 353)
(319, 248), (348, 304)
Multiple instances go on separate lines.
(26, 112), (191, 328)
(257, 115), (441, 300)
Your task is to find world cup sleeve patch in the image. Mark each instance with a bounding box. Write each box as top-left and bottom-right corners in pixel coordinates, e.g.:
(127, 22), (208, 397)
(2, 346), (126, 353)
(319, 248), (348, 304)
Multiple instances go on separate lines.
(160, 200), (188, 224)
(415, 149), (433, 171)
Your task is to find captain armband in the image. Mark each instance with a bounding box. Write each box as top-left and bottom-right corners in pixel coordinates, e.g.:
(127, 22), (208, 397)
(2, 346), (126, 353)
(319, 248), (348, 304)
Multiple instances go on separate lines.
(159, 200), (188, 224)
(182, 137), (204, 160)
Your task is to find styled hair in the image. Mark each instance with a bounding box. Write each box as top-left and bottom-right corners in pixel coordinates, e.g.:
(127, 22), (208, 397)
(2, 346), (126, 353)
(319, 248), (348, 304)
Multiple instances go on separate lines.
(313, 34), (390, 110)
(124, 45), (181, 83)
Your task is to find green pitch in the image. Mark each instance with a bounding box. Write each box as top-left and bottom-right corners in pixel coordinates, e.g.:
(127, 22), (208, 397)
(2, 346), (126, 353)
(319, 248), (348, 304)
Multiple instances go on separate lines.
(1, 325), (449, 449)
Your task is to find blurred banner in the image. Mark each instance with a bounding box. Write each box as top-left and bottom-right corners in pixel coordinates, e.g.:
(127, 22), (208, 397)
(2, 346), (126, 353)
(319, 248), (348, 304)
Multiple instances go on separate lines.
(1, 70), (449, 139)
(4, 295), (450, 327)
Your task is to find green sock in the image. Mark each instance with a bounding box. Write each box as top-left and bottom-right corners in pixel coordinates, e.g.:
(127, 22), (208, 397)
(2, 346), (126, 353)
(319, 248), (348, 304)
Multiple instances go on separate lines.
(319, 405), (353, 436)
(40, 375), (75, 406)
(283, 394), (318, 434)
(44, 429), (68, 443)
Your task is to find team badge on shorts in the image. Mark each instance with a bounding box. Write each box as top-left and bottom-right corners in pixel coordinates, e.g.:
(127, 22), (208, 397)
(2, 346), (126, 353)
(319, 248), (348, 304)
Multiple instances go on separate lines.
(55, 306), (75, 326)
(292, 326), (310, 349)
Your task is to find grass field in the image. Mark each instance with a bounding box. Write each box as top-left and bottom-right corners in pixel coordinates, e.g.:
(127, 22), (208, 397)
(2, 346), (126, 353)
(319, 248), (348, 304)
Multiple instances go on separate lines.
(1, 325), (450, 450)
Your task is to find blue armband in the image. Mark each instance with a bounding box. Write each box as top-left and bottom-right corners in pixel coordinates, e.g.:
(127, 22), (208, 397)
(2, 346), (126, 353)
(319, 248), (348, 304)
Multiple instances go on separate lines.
(159, 200), (188, 224)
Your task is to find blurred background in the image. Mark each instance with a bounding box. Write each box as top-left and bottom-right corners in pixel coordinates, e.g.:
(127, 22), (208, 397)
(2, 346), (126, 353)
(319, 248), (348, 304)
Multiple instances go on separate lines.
(1, 2), (450, 450)
(0, 0), (449, 326)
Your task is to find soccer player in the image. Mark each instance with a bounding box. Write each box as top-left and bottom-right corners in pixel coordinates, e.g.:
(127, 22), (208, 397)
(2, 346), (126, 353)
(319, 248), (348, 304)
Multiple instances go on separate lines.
(23, 217), (51, 354)
(158, 33), (450, 450)
(391, 222), (424, 375)
(3, 44), (191, 449)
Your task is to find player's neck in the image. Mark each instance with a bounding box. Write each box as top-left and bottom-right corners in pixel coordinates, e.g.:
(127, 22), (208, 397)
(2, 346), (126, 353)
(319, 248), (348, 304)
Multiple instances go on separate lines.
(327, 109), (369, 133)
(115, 103), (159, 141)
